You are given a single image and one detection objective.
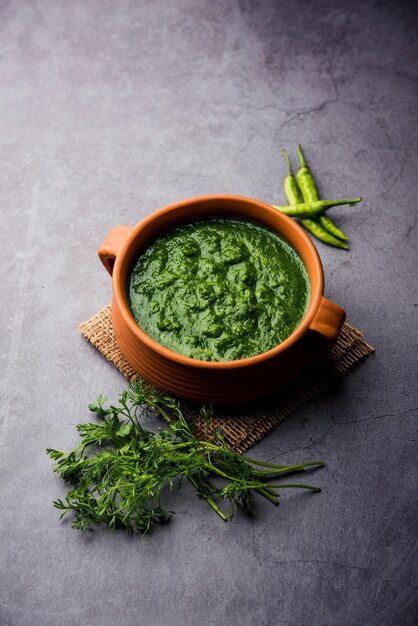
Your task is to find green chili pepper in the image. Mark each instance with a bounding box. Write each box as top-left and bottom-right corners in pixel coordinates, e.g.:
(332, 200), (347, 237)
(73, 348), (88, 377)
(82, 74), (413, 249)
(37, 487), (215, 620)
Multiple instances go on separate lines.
(272, 197), (361, 218)
(281, 149), (349, 250)
(296, 144), (349, 242)
(295, 217), (349, 249)
(282, 148), (301, 205)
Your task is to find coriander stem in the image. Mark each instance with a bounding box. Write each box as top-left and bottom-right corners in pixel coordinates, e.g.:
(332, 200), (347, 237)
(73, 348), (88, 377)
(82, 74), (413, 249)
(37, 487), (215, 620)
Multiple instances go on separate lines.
(187, 477), (227, 522)
(242, 456), (286, 468)
(210, 467), (236, 481)
(254, 461), (325, 479)
(245, 457), (325, 470)
(255, 469), (305, 477)
(268, 483), (321, 492)
(255, 487), (280, 506)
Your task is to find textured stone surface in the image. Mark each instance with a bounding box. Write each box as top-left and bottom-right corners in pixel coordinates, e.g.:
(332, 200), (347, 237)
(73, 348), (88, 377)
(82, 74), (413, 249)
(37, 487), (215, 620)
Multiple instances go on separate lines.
(0, 1), (417, 625)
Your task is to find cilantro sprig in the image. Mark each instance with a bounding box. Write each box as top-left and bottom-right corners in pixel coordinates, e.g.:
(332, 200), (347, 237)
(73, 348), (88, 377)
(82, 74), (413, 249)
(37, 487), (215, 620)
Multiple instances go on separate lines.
(47, 381), (323, 536)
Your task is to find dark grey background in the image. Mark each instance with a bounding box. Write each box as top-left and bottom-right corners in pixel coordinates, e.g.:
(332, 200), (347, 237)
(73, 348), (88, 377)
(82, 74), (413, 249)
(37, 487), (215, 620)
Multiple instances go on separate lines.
(0, 1), (417, 625)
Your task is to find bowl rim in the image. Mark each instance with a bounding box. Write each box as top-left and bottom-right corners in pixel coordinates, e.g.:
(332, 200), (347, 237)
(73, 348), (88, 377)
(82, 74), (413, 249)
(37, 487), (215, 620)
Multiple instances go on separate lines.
(112, 194), (324, 370)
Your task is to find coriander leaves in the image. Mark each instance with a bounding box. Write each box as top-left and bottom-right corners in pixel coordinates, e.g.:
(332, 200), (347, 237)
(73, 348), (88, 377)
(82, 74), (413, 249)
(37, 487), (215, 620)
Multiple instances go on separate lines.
(47, 381), (324, 537)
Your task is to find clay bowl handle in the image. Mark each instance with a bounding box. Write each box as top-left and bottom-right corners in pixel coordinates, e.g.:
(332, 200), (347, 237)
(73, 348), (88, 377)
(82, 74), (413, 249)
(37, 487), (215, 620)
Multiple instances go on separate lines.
(306, 296), (346, 352)
(98, 226), (134, 276)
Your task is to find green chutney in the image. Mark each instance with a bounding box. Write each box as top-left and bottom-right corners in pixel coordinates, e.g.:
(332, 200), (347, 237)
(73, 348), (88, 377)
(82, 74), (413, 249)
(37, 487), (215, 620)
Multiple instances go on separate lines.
(128, 219), (310, 362)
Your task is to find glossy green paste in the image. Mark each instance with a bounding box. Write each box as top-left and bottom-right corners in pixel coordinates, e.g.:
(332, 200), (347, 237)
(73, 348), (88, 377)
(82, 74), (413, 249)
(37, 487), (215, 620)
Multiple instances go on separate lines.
(128, 219), (310, 362)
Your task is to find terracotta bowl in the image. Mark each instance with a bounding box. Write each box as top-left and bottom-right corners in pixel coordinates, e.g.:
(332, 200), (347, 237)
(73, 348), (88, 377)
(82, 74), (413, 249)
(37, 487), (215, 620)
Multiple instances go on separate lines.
(98, 195), (345, 405)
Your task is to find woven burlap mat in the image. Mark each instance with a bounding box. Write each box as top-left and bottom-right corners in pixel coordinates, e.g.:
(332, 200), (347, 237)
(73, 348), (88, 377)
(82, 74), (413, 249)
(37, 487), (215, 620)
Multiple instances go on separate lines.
(80, 306), (374, 453)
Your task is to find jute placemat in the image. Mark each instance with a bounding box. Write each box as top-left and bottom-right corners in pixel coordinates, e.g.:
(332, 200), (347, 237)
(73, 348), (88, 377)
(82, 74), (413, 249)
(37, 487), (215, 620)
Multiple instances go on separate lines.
(80, 306), (374, 453)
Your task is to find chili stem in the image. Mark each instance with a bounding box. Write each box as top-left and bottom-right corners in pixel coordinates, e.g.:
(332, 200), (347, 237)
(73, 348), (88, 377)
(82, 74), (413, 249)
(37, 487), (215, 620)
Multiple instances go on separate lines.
(282, 148), (292, 175)
(297, 143), (308, 168)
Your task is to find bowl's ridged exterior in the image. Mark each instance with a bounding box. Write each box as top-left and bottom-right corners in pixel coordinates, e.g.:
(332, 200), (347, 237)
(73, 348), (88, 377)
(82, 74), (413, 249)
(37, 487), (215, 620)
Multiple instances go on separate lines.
(112, 295), (314, 404)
